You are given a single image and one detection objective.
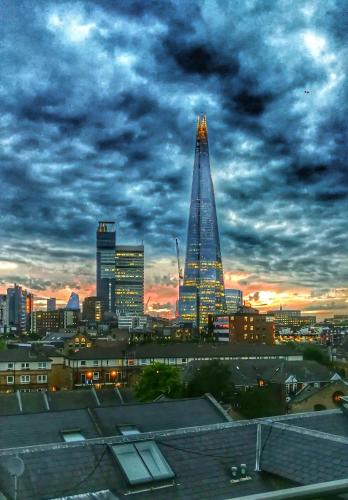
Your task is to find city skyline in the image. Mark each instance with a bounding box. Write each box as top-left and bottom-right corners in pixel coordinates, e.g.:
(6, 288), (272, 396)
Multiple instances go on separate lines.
(0, 1), (347, 319)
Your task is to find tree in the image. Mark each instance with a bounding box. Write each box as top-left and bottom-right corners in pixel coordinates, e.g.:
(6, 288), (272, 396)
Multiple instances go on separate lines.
(302, 345), (330, 366)
(135, 363), (183, 402)
(236, 384), (284, 419)
(185, 360), (235, 403)
(0, 338), (6, 351)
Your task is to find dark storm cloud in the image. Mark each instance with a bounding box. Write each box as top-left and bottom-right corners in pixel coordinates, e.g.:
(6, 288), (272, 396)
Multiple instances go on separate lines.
(0, 0), (347, 296)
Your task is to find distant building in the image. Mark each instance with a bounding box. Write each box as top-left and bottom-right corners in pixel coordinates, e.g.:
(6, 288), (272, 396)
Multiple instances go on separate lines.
(66, 292), (80, 310)
(96, 221), (116, 315)
(82, 296), (103, 322)
(267, 308), (316, 330)
(180, 116), (226, 329)
(31, 309), (80, 335)
(6, 284), (27, 333)
(47, 298), (56, 311)
(0, 294), (7, 332)
(178, 285), (198, 327)
(225, 289), (243, 313)
(115, 245), (144, 317)
(209, 310), (275, 344)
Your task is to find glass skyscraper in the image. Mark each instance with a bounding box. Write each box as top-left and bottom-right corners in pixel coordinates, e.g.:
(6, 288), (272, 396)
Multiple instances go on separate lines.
(180, 116), (226, 329)
(96, 221), (116, 314)
(115, 245), (144, 317)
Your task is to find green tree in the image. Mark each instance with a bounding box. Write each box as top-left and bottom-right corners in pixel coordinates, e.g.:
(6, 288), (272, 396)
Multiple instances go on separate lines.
(0, 338), (6, 351)
(185, 360), (235, 403)
(302, 345), (330, 366)
(236, 384), (284, 419)
(135, 363), (183, 402)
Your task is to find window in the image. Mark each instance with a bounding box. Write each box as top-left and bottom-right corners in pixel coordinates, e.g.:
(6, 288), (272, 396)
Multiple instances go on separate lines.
(93, 360), (99, 366)
(37, 375), (47, 383)
(80, 360), (86, 366)
(118, 425), (141, 436)
(38, 362), (47, 369)
(140, 359), (148, 365)
(168, 358), (176, 365)
(93, 372), (99, 380)
(20, 375), (30, 384)
(7, 376), (14, 384)
(61, 430), (85, 442)
(21, 363), (29, 369)
(181, 358), (187, 363)
(112, 441), (175, 485)
(7, 363), (14, 370)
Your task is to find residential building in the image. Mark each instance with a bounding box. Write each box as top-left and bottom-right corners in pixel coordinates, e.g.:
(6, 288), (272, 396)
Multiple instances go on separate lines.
(180, 116), (226, 329)
(82, 296), (103, 322)
(225, 288), (243, 313)
(47, 297), (56, 311)
(115, 245), (144, 316)
(0, 349), (52, 392)
(96, 221), (116, 315)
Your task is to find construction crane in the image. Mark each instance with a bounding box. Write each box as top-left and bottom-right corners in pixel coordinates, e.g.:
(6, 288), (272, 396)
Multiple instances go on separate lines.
(145, 296), (151, 314)
(175, 238), (184, 287)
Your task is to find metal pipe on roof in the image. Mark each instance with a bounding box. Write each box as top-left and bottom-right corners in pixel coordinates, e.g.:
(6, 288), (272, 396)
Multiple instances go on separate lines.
(229, 477), (348, 500)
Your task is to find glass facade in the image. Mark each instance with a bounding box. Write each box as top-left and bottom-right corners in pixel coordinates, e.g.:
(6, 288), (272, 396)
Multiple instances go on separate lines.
(96, 221), (116, 314)
(115, 245), (144, 316)
(225, 289), (243, 313)
(180, 116), (226, 329)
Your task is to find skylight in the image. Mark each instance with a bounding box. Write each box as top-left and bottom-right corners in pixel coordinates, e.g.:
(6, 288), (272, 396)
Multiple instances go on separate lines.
(61, 430), (86, 442)
(111, 441), (174, 485)
(118, 425), (141, 436)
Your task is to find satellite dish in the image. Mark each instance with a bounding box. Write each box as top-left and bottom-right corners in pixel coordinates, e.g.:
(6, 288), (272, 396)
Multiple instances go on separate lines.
(6, 457), (25, 477)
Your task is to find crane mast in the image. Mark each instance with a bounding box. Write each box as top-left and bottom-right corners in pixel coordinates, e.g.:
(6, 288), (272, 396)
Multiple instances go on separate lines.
(175, 238), (184, 287)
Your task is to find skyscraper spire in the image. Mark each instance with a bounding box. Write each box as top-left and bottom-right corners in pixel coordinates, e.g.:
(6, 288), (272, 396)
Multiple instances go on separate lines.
(179, 116), (226, 330)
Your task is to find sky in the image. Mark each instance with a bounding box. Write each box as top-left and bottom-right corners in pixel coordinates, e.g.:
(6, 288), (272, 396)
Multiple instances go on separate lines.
(0, 0), (347, 318)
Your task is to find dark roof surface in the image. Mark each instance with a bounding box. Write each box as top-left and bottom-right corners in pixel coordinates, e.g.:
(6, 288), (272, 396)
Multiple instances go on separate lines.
(68, 342), (301, 360)
(0, 349), (50, 362)
(184, 359), (334, 385)
(1, 410), (348, 499)
(93, 396), (229, 436)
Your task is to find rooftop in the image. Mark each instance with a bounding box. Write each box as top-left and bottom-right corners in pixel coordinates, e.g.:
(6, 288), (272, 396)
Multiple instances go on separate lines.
(1, 409), (348, 499)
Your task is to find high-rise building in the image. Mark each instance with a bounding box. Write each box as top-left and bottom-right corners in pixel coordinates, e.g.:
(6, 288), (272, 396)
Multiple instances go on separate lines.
(0, 294), (7, 332)
(66, 292), (80, 310)
(225, 289), (243, 314)
(115, 245), (144, 317)
(47, 298), (56, 311)
(82, 296), (103, 322)
(6, 284), (27, 332)
(96, 221), (116, 314)
(180, 116), (226, 329)
(267, 308), (316, 330)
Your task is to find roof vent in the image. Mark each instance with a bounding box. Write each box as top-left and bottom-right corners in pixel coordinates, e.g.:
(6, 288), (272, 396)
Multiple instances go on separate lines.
(230, 464), (251, 483)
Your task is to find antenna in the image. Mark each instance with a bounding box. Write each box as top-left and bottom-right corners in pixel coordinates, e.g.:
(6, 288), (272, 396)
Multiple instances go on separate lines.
(5, 456), (25, 500)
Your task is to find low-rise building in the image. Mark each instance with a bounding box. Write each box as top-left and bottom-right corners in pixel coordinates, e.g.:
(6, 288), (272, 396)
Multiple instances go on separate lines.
(31, 308), (80, 335)
(209, 311), (275, 344)
(0, 349), (52, 392)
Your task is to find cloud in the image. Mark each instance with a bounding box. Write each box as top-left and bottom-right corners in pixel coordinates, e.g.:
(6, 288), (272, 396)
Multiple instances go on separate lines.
(0, 0), (347, 316)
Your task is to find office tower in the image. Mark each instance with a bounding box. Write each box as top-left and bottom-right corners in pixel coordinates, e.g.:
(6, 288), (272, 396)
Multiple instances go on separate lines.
(96, 221), (116, 314)
(180, 116), (226, 329)
(6, 284), (27, 332)
(225, 289), (243, 313)
(66, 292), (80, 310)
(82, 296), (103, 322)
(47, 298), (56, 312)
(0, 294), (7, 331)
(115, 245), (144, 316)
